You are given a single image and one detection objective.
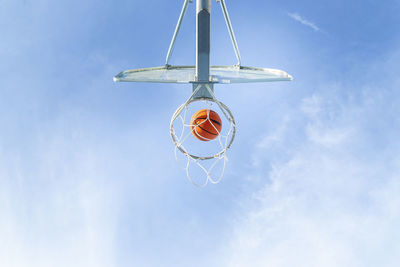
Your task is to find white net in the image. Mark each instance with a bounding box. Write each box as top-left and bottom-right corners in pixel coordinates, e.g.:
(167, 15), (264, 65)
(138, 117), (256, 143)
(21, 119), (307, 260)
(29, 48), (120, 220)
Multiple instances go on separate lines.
(170, 84), (236, 187)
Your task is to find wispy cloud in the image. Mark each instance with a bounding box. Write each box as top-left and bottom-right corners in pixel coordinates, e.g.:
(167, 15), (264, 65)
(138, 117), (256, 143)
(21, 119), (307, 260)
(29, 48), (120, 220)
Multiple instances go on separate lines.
(221, 48), (400, 267)
(222, 89), (400, 266)
(288, 12), (320, 32)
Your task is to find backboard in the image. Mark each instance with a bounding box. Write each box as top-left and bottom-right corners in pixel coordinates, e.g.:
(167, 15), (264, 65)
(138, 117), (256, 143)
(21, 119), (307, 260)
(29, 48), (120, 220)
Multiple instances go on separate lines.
(114, 65), (292, 84)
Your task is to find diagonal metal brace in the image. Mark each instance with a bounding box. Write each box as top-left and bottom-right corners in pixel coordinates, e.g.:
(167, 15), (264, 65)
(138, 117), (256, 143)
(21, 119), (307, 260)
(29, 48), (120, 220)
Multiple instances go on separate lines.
(166, 0), (193, 66)
(216, 0), (241, 66)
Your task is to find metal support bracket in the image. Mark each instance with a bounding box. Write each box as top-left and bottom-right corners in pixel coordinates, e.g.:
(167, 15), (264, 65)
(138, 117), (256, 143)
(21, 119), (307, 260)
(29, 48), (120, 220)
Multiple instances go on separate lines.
(216, 0), (241, 66)
(192, 83), (214, 99)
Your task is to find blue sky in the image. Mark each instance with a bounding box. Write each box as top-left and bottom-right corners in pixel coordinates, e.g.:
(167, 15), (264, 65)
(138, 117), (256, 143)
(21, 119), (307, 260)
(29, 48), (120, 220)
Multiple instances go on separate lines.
(1, 0), (400, 266)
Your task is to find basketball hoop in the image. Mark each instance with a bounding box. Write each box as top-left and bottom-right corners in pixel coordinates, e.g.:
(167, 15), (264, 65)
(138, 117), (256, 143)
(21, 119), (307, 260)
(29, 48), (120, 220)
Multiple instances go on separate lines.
(114, 0), (292, 186)
(170, 84), (236, 187)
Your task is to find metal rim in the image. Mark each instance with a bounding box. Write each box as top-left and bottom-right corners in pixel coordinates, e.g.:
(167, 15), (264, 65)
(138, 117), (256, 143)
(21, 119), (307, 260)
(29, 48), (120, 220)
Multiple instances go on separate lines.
(170, 97), (236, 160)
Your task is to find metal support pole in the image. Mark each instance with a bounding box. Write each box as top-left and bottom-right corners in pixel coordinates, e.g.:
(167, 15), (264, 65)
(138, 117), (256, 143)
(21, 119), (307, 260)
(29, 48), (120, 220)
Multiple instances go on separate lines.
(193, 0), (213, 99)
(196, 0), (211, 82)
(217, 0), (241, 66)
(166, 0), (192, 66)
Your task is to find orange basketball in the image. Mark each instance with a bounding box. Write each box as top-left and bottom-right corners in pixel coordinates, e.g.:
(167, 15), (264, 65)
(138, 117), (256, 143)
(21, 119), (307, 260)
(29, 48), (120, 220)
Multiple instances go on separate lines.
(190, 109), (222, 141)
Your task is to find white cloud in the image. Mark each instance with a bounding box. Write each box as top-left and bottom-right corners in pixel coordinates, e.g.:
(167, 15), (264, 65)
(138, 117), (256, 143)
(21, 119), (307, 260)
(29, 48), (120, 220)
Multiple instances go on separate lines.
(0, 139), (120, 267)
(288, 12), (320, 32)
(225, 114), (400, 267)
(0, 102), (180, 267)
(222, 53), (400, 266)
(226, 148), (400, 266)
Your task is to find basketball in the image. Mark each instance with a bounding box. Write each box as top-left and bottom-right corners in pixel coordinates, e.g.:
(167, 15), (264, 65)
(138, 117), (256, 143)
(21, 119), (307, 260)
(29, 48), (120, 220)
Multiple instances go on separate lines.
(190, 109), (222, 141)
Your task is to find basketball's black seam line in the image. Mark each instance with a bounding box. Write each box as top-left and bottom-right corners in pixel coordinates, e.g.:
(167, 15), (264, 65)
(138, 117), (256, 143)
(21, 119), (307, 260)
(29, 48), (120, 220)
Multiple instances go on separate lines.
(194, 119), (221, 133)
(210, 119), (222, 126)
(194, 117), (222, 126)
(195, 132), (208, 141)
(194, 122), (218, 136)
(194, 120), (221, 135)
(191, 125), (209, 140)
(196, 124), (218, 136)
